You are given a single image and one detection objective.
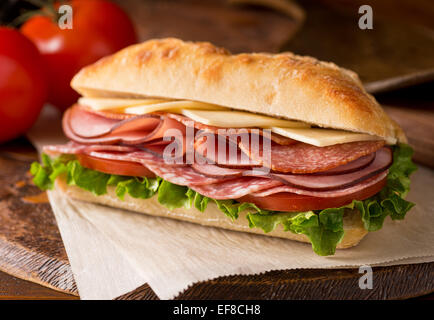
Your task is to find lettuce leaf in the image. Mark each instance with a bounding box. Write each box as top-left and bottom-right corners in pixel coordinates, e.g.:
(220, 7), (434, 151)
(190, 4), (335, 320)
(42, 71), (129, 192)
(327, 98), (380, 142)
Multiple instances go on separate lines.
(248, 206), (346, 256)
(66, 160), (111, 196)
(32, 158), (161, 199)
(185, 189), (272, 220)
(158, 180), (190, 210)
(113, 176), (161, 200)
(30, 153), (69, 190)
(357, 144), (417, 230)
(31, 144), (417, 256)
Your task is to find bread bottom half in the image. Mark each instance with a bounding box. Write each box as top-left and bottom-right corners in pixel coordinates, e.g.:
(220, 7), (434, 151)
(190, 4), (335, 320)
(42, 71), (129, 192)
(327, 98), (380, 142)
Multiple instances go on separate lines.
(55, 176), (368, 249)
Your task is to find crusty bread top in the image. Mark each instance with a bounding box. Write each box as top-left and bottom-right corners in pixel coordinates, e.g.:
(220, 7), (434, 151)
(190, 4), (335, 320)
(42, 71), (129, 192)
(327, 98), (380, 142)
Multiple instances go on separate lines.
(71, 38), (406, 143)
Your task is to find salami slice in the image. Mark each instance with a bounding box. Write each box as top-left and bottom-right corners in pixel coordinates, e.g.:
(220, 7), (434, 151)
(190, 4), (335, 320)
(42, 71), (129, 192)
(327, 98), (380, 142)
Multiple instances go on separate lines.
(250, 170), (388, 198)
(76, 108), (294, 146)
(239, 139), (385, 173)
(189, 177), (283, 200)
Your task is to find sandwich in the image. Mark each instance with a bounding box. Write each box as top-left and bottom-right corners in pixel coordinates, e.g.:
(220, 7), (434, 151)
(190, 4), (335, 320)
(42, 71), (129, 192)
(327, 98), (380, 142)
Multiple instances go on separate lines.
(31, 38), (417, 256)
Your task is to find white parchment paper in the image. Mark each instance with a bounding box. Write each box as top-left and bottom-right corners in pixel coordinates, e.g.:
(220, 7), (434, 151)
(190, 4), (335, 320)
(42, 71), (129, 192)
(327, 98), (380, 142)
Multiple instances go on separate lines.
(28, 106), (434, 299)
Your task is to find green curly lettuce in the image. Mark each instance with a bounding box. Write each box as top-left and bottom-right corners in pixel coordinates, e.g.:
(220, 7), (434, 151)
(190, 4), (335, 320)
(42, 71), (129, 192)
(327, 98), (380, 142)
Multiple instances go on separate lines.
(30, 144), (416, 256)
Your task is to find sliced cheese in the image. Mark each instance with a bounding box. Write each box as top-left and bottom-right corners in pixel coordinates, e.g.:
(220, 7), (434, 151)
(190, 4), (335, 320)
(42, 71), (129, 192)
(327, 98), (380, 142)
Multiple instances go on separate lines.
(181, 109), (309, 128)
(271, 127), (381, 147)
(78, 97), (167, 111)
(125, 100), (225, 114)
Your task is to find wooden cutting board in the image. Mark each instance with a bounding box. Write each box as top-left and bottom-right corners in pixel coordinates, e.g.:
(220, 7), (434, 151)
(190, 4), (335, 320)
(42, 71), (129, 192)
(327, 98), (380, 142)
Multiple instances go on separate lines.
(0, 141), (77, 296)
(0, 139), (433, 300)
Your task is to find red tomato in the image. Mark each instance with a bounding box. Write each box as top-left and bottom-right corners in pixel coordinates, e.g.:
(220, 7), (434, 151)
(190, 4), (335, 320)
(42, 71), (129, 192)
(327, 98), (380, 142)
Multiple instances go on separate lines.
(239, 175), (387, 212)
(0, 28), (47, 143)
(21, 0), (137, 111)
(76, 154), (156, 178)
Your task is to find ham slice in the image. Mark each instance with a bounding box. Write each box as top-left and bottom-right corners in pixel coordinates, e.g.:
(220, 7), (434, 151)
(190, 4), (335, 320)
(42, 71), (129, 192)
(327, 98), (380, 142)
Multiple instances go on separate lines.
(64, 107), (157, 145)
(64, 105), (187, 146)
(138, 141), (172, 158)
(250, 170), (388, 198)
(239, 139), (385, 173)
(244, 147), (392, 191)
(194, 135), (261, 167)
(189, 177), (283, 200)
(165, 112), (296, 145)
(191, 163), (243, 178)
(312, 152), (375, 175)
(44, 142), (87, 155)
(131, 152), (240, 186)
(68, 104), (160, 138)
(135, 116), (186, 145)
(69, 106), (120, 138)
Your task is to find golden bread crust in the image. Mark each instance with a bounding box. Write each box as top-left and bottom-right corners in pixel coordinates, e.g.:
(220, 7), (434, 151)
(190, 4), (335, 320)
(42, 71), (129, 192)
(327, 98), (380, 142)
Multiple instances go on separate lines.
(71, 38), (404, 143)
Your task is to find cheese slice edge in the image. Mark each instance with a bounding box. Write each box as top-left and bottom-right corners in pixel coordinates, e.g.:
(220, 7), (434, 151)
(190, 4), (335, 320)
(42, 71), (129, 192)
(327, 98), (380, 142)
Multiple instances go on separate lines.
(78, 97), (168, 111)
(181, 109), (310, 128)
(271, 127), (382, 147)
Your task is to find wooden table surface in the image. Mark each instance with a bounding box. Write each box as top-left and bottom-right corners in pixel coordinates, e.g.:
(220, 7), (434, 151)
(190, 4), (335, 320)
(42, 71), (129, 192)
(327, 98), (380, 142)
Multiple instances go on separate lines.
(0, 270), (77, 300)
(0, 268), (432, 300)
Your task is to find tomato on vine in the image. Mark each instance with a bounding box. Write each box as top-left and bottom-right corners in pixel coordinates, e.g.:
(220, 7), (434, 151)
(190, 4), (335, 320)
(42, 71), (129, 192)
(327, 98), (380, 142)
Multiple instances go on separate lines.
(21, 0), (137, 111)
(0, 27), (47, 143)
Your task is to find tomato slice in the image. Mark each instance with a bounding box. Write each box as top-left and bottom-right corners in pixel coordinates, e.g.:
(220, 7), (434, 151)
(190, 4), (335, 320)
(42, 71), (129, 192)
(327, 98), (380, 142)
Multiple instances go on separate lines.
(76, 154), (155, 178)
(238, 175), (387, 212)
